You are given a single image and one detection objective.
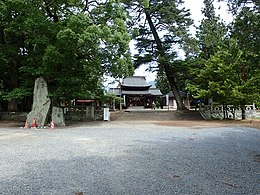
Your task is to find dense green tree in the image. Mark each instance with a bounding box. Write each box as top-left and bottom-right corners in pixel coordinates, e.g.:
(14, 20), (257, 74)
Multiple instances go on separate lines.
(186, 0), (228, 105)
(229, 7), (260, 118)
(187, 1), (259, 119)
(0, 0), (133, 111)
(0, 0), (48, 111)
(155, 59), (190, 95)
(122, 0), (193, 110)
(190, 38), (259, 119)
(196, 0), (227, 60)
(155, 71), (171, 95)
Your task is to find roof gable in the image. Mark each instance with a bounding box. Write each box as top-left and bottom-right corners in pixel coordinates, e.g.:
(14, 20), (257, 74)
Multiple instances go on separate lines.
(149, 88), (162, 96)
(122, 76), (151, 87)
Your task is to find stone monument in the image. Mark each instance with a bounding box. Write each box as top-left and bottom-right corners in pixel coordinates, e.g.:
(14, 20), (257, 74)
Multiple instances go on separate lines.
(52, 106), (66, 126)
(27, 77), (51, 127)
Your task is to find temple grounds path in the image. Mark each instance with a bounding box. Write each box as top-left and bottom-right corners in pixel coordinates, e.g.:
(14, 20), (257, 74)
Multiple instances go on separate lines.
(0, 120), (259, 194)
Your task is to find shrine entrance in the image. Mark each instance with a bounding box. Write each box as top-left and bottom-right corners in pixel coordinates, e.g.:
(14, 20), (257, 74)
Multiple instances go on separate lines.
(127, 95), (154, 108)
(109, 76), (163, 110)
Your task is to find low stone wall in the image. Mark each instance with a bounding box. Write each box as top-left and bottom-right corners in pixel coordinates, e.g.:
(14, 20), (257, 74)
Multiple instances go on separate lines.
(64, 110), (103, 121)
(1, 110), (103, 122)
(0, 112), (28, 121)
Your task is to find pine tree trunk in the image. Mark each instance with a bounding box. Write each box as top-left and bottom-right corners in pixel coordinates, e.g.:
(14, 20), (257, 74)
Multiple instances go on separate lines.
(5, 65), (19, 112)
(145, 10), (186, 110)
(166, 72), (187, 110)
(241, 105), (246, 120)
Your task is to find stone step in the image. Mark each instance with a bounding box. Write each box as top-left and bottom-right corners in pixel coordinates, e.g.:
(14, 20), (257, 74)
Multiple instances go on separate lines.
(110, 110), (203, 121)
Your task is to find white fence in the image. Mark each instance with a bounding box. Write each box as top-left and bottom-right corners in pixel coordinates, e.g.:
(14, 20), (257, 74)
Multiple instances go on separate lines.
(199, 104), (257, 120)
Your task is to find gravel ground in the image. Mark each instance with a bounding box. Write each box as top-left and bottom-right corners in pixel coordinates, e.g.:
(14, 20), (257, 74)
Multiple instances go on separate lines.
(0, 121), (259, 195)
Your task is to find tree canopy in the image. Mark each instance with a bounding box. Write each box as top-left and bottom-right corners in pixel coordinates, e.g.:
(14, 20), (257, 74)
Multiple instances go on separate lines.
(0, 0), (133, 111)
(186, 0), (259, 119)
(0, 0), (258, 119)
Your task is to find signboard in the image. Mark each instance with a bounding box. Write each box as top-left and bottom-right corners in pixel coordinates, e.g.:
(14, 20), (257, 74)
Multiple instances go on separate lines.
(123, 95), (126, 106)
(103, 108), (110, 121)
(166, 94), (169, 106)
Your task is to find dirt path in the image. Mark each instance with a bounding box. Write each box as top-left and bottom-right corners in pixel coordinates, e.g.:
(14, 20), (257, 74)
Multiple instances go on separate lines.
(153, 120), (260, 129)
(0, 120), (259, 129)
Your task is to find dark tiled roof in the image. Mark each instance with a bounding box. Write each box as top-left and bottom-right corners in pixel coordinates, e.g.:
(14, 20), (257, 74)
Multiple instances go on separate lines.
(109, 88), (163, 96)
(149, 88), (162, 96)
(109, 77), (162, 96)
(108, 88), (121, 96)
(122, 76), (151, 87)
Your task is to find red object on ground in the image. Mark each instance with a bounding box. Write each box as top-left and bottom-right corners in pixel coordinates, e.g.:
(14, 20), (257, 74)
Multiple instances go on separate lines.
(50, 119), (55, 129)
(24, 119), (29, 128)
(32, 117), (37, 128)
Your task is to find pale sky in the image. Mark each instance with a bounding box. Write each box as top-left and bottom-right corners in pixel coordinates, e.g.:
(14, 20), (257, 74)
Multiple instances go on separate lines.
(106, 0), (233, 88)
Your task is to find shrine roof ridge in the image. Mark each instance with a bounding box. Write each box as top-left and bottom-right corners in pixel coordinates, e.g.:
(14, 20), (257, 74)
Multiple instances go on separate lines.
(121, 76), (151, 87)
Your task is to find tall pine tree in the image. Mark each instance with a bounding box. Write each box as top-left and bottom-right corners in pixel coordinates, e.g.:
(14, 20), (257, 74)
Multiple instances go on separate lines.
(186, 0), (227, 101)
(122, 0), (193, 110)
(187, 0), (259, 119)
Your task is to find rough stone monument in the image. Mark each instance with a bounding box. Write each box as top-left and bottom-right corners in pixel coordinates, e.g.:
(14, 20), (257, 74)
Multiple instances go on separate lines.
(52, 106), (66, 126)
(27, 77), (51, 127)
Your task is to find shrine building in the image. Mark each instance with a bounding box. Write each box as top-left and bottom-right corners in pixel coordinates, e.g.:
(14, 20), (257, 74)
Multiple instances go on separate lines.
(109, 76), (163, 109)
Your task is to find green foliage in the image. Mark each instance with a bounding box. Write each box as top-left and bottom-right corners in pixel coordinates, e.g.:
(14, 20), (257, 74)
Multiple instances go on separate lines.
(186, 0), (259, 113)
(102, 93), (122, 104)
(155, 71), (171, 95)
(196, 0), (227, 60)
(134, 0), (192, 67)
(187, 38), (259, 106)
(187, 0), (226, 98)
(1, 87), (32, 102)
(121, 0), (194, 110)
(141, 0), (150, 8)
(0, 0), (134, 111)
